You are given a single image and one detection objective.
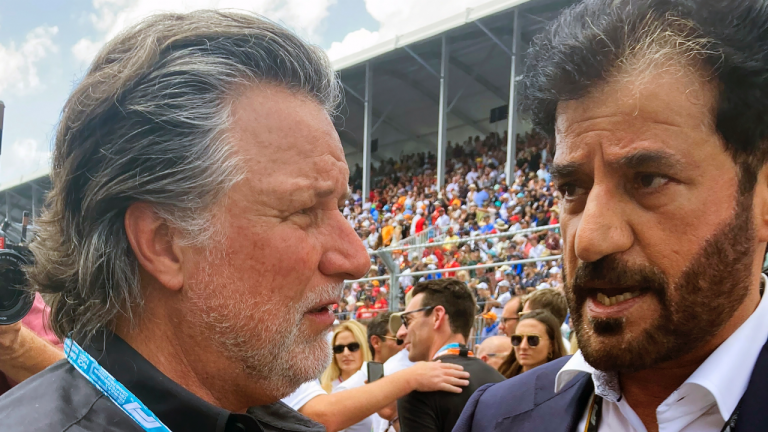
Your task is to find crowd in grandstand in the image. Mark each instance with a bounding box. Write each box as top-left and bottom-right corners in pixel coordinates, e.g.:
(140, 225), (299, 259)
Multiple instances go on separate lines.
(338, 130), (564, 324)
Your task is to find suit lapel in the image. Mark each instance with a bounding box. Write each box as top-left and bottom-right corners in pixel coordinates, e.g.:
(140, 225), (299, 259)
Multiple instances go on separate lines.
(530, 372), (593, 432)
(494, 371), (593, 432)
(734, 338), (768, 432)
(548, 373), (593, 432)
(565, 375), (594, 432)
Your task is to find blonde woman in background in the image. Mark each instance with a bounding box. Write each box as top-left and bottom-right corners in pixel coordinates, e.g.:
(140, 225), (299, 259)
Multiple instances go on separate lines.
(392, 224), (404, 246)
(321, 320), (372, 393)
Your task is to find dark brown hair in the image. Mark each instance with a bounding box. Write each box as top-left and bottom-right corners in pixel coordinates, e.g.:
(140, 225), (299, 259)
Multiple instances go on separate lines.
(411, 278), (476, 340)
(367, 311), (393, 354)
(498, 309), (566, 379)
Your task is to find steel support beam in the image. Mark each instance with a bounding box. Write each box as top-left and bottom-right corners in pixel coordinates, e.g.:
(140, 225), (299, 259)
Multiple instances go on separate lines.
(437, 35), (449, 195)
(371, 103), (393, 133)
(378, 251), (400, 312)
(447, 88), (464, 113)
(341, 82), (364, 103)
(474, 21), (513, 57)
(403, 46), (439, 78)
(425, 51), (508, 103)
(382, 70), (490, 136)
(31, 184), (36, 222)
(505, 9), (520, 184)
(344, 92), (434, 148)
(362, 62), (373, 205)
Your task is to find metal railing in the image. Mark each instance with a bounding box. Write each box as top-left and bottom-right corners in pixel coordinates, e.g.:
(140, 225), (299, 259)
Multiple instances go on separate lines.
(345, 223), (562, 319)
(390, 225), (447, 257)
(372, 223), (560, 254)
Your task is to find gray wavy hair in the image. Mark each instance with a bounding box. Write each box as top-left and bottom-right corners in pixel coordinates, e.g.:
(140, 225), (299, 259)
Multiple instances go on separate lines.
(29, 10), (341, 342)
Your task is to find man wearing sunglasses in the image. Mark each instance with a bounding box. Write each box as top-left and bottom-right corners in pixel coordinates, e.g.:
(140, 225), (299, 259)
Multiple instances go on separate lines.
(367, 312), (405, 364)
(498, 296), (523, 338)
(391, 279), (504, 432)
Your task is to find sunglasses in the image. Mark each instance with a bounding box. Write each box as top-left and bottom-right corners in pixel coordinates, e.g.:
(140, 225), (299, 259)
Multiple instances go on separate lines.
(382, 335), (405, 346)
(332, 342), (361, 354)
(511, 333), (545, 347)
(500, 317), (519, 325)
(401, 306), (436, 329)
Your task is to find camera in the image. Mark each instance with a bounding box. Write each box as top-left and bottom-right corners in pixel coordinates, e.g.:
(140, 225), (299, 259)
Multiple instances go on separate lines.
(0, 211), (35, 325)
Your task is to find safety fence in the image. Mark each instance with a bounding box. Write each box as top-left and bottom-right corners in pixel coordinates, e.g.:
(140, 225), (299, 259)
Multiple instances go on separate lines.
(337, 254), (561, 348)
(339, 223), (562, 347)
(390, 225), (448, 257)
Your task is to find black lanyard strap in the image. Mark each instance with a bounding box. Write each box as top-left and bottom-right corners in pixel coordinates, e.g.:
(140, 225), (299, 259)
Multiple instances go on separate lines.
(584, 393), (740, 432)
(585, 394), (603, 432)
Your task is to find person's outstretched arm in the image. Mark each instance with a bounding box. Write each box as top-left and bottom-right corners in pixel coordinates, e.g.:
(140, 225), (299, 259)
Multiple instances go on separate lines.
(298, 361), (469, 432)
(0, 322), (64, 383)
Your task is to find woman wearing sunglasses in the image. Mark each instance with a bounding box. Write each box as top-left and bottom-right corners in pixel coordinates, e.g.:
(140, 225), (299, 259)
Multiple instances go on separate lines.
(498, 309), (566, 379)
(321, 321), (372, 393)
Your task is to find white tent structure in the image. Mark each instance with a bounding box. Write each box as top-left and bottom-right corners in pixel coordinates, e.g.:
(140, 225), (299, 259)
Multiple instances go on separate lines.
(0, 0), (574, 225)
(332, 0), (575, 202)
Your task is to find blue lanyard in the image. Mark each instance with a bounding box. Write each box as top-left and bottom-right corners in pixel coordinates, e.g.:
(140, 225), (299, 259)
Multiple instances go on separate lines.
(64, 338), (172, 431)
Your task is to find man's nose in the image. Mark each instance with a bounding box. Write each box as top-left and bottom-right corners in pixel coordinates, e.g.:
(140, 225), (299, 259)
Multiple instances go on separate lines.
(396, 324), (407, 341)
(573, 185), (633, 263)
(319, 211), (372, 279)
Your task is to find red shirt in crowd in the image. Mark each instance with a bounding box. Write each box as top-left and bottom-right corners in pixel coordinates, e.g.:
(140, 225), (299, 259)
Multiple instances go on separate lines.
(444, 260), (461, 278)
(428, 248), (446, 268)
(374, 298), (388, 311)
(356, 307), (377, 320)
(415, 217), (426, 234)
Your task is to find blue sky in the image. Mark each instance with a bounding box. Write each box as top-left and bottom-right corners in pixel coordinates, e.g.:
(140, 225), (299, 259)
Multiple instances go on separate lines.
(0, 0), (489, 186)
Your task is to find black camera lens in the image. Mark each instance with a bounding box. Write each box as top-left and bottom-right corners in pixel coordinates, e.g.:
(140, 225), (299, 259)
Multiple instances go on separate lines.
(0, 249), (34, 324)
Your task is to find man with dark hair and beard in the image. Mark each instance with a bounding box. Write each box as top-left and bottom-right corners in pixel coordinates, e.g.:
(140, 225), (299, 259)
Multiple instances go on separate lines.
(455, 1), (768, 431)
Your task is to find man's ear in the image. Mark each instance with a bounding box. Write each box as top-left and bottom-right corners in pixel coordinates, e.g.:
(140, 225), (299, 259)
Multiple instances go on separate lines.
(755, 164), (768, 244)
(124, 203), (184, 291)
(433, 306), (447, 331)
(370, 335), (381, 352)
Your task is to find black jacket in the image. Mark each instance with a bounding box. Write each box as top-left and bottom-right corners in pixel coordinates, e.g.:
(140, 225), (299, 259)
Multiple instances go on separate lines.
(454, 339), (768, 432)
(398, 354), (504, 432)
(0, 333), (324, 432)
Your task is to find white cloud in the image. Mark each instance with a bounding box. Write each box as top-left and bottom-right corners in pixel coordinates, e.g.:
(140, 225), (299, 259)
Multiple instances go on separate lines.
(71, 37), (102, 65)
(327, 28), (380, 60)
(72, 0), (336, 65)
(328, 0), (490, 61)
(0, 138), (51, 184)
(0, 26), (58, 94)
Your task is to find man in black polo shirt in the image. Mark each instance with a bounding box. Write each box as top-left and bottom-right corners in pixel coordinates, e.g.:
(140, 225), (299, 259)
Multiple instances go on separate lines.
(391, 279), (504, 432)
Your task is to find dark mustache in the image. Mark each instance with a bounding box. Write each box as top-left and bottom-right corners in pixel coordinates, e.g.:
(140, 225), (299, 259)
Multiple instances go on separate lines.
(571, 256), (668, 297)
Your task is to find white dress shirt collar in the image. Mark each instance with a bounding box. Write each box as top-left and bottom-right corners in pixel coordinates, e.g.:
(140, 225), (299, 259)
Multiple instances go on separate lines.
(556, 274), (768, 424)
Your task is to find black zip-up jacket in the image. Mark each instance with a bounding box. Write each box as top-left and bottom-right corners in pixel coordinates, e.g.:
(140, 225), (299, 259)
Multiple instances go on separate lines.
(0, 333), (324, 432)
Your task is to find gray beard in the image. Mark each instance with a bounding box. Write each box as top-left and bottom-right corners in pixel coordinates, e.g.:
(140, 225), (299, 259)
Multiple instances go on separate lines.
(186, 255), (341, 399)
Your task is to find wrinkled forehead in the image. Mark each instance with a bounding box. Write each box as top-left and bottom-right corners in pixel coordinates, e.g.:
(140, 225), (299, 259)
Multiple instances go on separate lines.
(553, 63), (719, 161)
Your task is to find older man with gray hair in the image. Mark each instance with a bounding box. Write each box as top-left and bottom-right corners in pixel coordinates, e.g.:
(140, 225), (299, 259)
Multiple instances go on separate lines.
(0, 10), (373, 432)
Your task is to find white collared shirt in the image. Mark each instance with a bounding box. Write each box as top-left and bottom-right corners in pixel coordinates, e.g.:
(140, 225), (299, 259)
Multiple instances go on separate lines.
(555, 274), (768, 432)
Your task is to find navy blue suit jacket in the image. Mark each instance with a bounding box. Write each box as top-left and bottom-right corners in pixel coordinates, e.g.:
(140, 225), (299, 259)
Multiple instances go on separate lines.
(454, 342), (768, 432)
